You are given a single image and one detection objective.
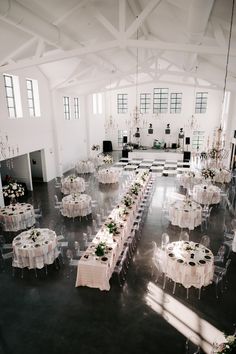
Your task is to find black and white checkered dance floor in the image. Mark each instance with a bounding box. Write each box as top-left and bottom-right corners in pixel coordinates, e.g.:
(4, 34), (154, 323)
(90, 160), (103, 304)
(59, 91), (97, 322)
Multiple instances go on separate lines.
(113, 158), (191, 176)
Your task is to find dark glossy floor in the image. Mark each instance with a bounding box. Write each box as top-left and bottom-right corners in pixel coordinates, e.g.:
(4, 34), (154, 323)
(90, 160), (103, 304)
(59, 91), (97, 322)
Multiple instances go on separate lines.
(0, 154), (236, 354)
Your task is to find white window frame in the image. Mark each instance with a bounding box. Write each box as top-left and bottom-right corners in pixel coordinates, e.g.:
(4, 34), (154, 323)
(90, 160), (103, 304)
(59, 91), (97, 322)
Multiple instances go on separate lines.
(74, 97), (80, 119)
(4, 74), (23, 118)
(63, 96), (70, 120)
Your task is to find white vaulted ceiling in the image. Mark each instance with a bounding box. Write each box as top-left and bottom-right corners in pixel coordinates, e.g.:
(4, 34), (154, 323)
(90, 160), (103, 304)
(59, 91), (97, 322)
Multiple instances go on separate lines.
(0, 0), (235, 94)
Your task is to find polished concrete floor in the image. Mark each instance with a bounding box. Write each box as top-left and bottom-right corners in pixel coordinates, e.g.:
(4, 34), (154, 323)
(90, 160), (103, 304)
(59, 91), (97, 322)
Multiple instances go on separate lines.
(0, 155), (236, 354)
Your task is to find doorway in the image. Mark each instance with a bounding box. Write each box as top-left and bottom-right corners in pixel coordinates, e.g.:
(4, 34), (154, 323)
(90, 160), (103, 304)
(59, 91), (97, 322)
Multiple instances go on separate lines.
(30, 150), (44, 182)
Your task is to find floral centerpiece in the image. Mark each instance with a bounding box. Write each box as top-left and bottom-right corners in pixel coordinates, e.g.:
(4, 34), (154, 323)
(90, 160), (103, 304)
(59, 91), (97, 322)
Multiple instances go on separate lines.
(141, 171), (148, 181)
(105, 219), (118, 235)
(95, 242), (106, 257)
(187, 171), (195, 177)
(119, 206), (129, 218)
(214, 334), (236, 353)
(3, 182), (24, 202)
(208, 148), (219, 159)
(91, 144), (100, 151)
(103, 154), (113, 164)
(123, 195), (133, 208)
(29, 229), (41, 242)
(129, 183), (141, 196)
(201, 168), (215, 179)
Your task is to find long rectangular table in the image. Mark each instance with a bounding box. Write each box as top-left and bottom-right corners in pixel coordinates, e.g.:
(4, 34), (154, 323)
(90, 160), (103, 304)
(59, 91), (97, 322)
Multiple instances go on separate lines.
(75, 173), (150, 290)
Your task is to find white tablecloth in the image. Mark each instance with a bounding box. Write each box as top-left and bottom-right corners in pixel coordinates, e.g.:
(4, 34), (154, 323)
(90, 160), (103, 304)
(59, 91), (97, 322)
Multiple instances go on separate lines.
(193, 184), (221, 205)
(163, 241), (214, 288)
(214, 169), (231, 184)
(61, 194), (92, 218)
(75, 161), (95, 174)
(0, 203), (35, 232)
(12, 228), (59, 269)
(168, 199), (202, 230)
(97, 168), (119, 184)
(177, 172), (203, 189)
(61, 176), (85, 194)
(75, 172), (150, 290)
(92, 155), (104, 167)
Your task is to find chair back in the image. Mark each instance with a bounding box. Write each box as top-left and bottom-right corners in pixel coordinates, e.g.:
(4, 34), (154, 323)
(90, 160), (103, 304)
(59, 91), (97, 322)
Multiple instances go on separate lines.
(216, 244), (227, 259)
(200, 235), (210, 248)
(161, 233), (169, 249)
(179, 231), (189, 242)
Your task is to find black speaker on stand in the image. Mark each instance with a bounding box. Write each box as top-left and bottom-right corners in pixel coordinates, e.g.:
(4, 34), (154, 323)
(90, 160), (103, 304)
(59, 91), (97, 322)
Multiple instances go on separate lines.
(123, 136), (128, 143)
(183, 137), (191, 162)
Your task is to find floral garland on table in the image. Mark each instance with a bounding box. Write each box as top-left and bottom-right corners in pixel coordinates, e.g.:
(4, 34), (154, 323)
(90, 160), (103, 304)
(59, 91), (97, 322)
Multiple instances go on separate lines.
(103, 154), (113, 164)
(118, 206), (129, 218)
(215, 334), (236, 353)
(129, 182), (141, 196)
(123, 195), (133, 208)
(29, 229), (41, 242)
(141, 171), (148, 182)
(3, 182), (25, 201)
(105, 219), (118, 235)
(95, 242), (106, 257)
(91, 144), (100, 151)
(201, 168), (215, 179)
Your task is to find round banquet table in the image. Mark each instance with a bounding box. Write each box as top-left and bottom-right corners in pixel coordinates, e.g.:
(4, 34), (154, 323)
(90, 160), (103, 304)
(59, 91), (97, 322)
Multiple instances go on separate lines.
(193, 184), (221, 205)
(12, 228), (59, 269)
(164, 241), (214, 288)
(214, 168), (231, 184)
(75, 160), (95, 174)
(97, 168), (119, 184)
(61, 176), (85, 194)
(168, 199), (202, 230)
(0, 203), (35, 232)
(61, 194), (92, 218)
(177, 172), (203, 189)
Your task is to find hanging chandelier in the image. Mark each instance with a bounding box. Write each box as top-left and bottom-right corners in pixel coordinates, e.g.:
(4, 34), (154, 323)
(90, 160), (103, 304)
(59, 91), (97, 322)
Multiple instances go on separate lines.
(207, 0), (234, 168)
(105, 79), (117, 134)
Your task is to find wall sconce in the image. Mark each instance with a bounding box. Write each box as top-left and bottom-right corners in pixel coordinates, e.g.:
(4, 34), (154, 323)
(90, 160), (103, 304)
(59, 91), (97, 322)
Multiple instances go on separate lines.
(148, 123), (153, 134)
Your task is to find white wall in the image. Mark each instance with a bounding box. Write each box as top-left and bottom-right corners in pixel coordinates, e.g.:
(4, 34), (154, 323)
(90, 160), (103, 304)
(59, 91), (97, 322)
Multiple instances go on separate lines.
(104, 82), (223, 151)
(0, 67), (57, 182)
(51, 90), (88, 174)
(86, 93), (106, 157)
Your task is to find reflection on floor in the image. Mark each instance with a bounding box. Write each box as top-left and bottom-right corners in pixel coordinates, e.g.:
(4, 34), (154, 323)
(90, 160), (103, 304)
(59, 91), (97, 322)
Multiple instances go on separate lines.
(0, 155), (236, 354)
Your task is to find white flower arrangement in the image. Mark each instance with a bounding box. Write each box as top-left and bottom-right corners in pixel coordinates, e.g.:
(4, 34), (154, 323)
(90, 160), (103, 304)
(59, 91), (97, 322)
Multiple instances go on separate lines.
(103, 155), (113, 164)
(201, 168), (215, 179)
(214, 334), (236, 353)
(3, 182), (24, 200)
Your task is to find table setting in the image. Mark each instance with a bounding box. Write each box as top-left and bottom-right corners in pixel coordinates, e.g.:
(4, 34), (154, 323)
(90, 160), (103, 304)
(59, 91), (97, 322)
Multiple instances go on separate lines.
(61, 175), (85, 194)
(164, 240), (214, 289)
(75, 171), (150, 290)
(192, 184), (221, 205)
(97, 168), (120, 184)
(168, 199), (202, 230)
(75, 160), (95, 174)
(61, 193), (92, 218)
(214, 168), (232, 184)
(0, 203), (35, 232)
(177, 171), (203, 189)
(12, 228), (59, 269)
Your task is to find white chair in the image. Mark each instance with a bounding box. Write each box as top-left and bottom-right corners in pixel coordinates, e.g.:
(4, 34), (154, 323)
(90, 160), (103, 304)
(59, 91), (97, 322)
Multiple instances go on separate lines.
(161, 233), (169, 250)
(179, 231), (190, 242)
(200, 234), (210, 248)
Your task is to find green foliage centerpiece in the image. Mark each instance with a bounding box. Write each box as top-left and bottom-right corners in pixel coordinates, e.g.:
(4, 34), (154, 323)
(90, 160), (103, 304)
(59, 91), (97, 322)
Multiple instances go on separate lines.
(123, 195), (133, 208)
(29, 229), (41, 242)
(95, 242), (106, 257)
(105, 219), (118, 235)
